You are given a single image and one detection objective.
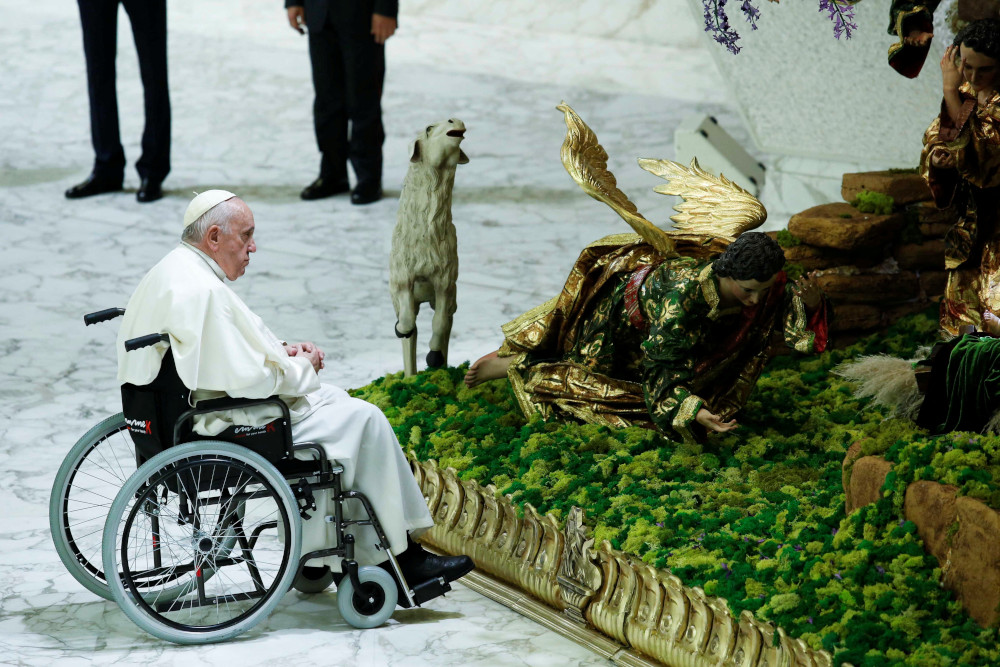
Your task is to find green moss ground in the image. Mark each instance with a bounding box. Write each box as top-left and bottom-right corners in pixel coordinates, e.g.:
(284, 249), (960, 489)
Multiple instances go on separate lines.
(351, 308), (1000, 666)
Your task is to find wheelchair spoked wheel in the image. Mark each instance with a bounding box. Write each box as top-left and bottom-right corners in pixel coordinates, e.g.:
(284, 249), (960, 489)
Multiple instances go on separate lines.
(49, 414), (138, 600)
(102, 442), (301, 645)
(336, 567), (397, 629)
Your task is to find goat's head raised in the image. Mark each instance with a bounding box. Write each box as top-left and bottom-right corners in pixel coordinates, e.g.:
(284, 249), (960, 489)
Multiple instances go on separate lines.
(409, 118), (469, 168)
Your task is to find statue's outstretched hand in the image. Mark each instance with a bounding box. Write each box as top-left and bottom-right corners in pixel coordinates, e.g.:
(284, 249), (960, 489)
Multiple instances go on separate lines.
(791, 271), (823, 310)
(984, 311), (1000, 337)
(696, 408), (738, 433)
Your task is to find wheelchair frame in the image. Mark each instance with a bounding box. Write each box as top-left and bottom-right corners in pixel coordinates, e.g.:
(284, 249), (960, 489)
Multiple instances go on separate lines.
(49, 308), (449, 645)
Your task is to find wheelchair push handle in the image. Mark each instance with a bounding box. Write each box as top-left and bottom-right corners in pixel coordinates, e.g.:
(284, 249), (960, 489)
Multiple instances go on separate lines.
(84, 308), (125, 326)
(125, 333), (170, 352)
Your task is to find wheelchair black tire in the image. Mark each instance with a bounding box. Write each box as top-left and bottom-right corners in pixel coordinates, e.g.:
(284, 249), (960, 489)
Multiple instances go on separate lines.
(336, 566), (397, 629)
(50, 414), (230, 603)
(102, 442), (301, 644)
(49, 414), (137, 600)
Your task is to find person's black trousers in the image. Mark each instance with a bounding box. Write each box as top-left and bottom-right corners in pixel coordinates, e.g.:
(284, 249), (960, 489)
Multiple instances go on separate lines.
(307, 3), (385, 188)
(77, 0), (171, 183)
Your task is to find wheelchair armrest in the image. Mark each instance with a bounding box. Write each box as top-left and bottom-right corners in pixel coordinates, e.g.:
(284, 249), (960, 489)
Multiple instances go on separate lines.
(173, 397), (293, 457)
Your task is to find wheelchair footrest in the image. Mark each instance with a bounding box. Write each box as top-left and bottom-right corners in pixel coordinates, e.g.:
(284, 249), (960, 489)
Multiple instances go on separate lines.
(409, 576), (451, 607)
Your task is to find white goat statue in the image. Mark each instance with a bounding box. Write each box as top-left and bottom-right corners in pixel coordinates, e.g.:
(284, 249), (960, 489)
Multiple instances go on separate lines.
(389, 118), (468, 377)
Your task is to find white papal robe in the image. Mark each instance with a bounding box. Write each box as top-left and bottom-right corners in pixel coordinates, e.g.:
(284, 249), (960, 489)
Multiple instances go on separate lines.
(117, 244), (433, 566)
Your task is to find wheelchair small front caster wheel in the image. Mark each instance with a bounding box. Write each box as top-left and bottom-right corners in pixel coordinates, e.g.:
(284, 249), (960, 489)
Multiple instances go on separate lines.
(336, 566), (397, 628)
(293, 565), (335, 594)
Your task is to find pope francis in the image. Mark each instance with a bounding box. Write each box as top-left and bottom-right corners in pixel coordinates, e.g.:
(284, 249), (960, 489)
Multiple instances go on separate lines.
(116, 190), (472, 592)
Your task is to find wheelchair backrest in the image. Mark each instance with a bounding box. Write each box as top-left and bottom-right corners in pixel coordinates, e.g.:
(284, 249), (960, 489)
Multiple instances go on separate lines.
(120, 349), (290, 466)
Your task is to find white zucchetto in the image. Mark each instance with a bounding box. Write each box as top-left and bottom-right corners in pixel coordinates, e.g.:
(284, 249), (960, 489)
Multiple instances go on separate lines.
(183, 190), (237, 229)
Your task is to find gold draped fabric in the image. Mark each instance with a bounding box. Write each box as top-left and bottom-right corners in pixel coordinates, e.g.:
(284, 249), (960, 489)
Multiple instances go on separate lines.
(922, 84), (1000, 335)
(498, 234), (824, 443)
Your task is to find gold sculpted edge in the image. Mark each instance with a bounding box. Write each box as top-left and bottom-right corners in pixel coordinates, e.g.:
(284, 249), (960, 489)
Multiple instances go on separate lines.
(408, 454), (840, 667)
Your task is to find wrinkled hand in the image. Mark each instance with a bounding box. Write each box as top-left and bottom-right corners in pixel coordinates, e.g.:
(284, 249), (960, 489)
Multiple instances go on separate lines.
(941, 44), (964, 92)
(984, 311), (1000, 337)
(371, 13), (396, 44)
(904, 29), (933, 47)
(930, 147), (955, 168)
(696, 408), (738, 433)
(791, 271), (823, 310)
(285, 341), (325, 372)
(287, 6), (306, 34)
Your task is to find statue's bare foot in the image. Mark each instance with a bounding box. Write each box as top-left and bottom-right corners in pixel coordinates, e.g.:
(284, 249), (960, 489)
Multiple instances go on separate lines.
(464, 350), (513, 387)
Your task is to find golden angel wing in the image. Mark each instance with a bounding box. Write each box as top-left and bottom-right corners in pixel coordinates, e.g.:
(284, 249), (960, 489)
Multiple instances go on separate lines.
(638, 157), (767, 242)
(557, 102), (676, 258)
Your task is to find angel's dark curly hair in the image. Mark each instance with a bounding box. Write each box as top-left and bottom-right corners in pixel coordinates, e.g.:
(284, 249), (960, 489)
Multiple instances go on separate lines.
(711, 232), (785, 281)
(954, 19), (1000, 61)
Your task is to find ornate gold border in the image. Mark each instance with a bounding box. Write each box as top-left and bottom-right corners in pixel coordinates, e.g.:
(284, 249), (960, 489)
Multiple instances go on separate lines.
(409, 455), (834, 667)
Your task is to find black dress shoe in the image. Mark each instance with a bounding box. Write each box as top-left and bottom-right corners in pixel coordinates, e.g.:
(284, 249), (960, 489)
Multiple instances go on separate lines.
(136, 178), (163, 203)
(65, 173), (123, 199)
(301, 176), (350, 200)
(399, 550), (474, 585)
(350, 183), (382, 205)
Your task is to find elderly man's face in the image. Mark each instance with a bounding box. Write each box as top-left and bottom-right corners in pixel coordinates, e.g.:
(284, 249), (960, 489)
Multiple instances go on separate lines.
(214, 201), (257, 280)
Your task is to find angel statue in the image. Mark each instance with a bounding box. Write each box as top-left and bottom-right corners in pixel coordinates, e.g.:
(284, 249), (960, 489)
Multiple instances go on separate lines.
(463, 104), (828, 444)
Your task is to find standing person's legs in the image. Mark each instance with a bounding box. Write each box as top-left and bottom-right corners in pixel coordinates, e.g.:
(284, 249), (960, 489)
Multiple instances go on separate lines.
(71, 0), (126, 191)
(303, 15), (350, 197)
(122, 0), (171, 191)
(339, 15), (385, 201)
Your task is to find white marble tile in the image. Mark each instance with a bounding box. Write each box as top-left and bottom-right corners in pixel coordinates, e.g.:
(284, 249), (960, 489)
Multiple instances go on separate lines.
(0, 0), (739, 664)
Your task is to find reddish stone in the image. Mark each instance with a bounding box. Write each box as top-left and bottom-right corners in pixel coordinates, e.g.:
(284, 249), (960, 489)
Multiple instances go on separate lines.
(830, 304), (882, 333)
(903, 480), (959, 564)
(789, 203), (904, 251)
(946, 496), (1000, 627)
(815, 269), (920, 304)
(918, 271), (948, 298)
(842, 171), (932, 206)
(906, 200), (959, 230)
(894, 239), (946, 271)
(846, 456), (893, 514)
(783, 244), (882, 271)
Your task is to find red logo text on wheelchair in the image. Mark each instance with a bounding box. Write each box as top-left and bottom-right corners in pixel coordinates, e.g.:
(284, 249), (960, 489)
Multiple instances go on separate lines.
(125, 417), (152, 435)
(232, 423), (276, 438)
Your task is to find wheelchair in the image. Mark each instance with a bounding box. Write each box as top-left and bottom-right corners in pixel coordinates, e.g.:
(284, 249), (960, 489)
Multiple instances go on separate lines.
(50, 308), (449, 644)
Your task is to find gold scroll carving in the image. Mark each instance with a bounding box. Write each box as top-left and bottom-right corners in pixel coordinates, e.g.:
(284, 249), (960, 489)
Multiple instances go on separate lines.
(407, 454), (835, 667)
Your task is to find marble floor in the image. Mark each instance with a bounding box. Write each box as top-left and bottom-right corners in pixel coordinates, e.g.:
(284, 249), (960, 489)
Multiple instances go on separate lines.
(0, 1), (739, 664)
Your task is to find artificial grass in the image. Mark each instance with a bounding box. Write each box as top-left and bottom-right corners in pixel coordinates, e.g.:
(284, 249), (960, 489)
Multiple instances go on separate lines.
(351, 307), (1000, 666)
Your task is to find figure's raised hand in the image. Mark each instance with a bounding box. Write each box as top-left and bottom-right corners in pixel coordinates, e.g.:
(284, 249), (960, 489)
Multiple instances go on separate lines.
(942, 44), (963, 92)
(904, 29), (933, 47)
(696, 408), (738, 433)
(930, 146), (956, 169)
(791, 271), (823, 310)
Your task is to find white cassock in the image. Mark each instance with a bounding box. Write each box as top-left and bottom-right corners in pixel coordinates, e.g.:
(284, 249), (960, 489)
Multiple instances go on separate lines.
(117, 244), (434, 567)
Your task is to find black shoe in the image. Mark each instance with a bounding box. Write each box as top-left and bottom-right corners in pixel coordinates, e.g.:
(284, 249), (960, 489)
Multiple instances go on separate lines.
(399, 548), (474, 585)
(65, 173), (123, 199)
(350, 182), (382, 205)
(136, 178), (163, 203)
(301, 176), (350, 200)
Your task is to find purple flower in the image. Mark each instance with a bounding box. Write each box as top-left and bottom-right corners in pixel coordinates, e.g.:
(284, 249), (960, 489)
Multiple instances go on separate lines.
(899, 519), (906, 527)
(757, 538), (766, 543)
(834, 572), (843, 580)
(703, 0), (742, 54)
(831, 528), (838, 535)
(818, 0), (858, 40)
(656, 522), (664, 527)
(794, 545), (804, 552)
(741, 0), (761, 30)
(807, 616), (814, 624)
(876, 565), (886, 575)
